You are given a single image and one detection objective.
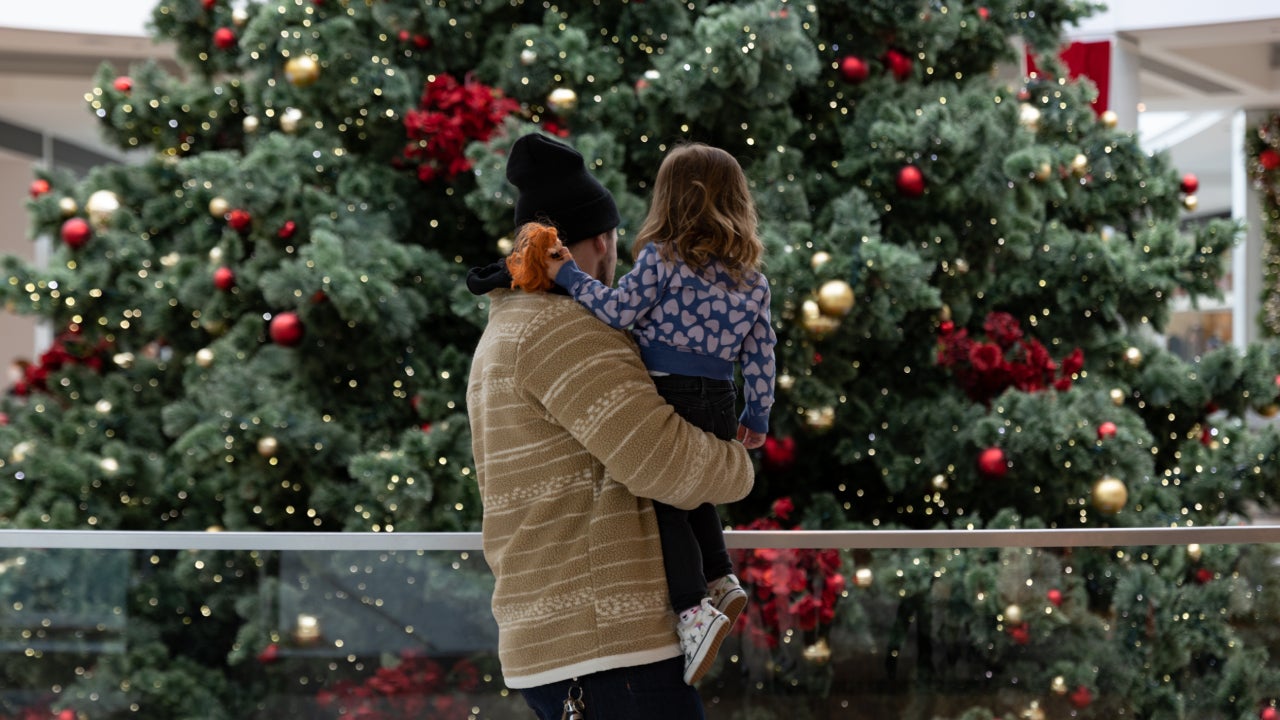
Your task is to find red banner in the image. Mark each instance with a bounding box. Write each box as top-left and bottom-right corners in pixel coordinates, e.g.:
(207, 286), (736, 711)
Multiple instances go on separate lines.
(1026, 40), (1111, 115)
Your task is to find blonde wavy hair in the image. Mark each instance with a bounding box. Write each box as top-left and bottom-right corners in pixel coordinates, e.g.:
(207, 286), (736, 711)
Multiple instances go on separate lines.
(632, 143), (762, 285)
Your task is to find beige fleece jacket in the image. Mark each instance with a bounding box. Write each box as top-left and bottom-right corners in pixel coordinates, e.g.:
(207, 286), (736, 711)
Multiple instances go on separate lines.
(466, 288), (754, 689)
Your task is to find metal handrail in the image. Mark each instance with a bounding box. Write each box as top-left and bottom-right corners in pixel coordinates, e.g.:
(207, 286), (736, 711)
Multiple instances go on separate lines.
(1, 525), (1279, 551)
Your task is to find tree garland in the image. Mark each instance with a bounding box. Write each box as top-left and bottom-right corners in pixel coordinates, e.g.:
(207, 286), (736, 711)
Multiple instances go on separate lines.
(1247, 112), (1280, 335)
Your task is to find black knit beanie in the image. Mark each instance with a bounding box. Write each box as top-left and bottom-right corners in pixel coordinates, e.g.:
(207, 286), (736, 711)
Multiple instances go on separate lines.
(506, 134), (620, 245)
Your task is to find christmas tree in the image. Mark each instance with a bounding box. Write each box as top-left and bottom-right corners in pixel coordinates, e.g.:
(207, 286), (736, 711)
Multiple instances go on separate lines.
(3, 0), (1280, 718)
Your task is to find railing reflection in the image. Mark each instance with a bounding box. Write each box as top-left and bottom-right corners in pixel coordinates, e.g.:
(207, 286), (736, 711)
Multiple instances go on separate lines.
(0, 527), (1277, 719)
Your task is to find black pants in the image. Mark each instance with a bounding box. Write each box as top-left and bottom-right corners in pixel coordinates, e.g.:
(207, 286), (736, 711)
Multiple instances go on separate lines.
(650, 374), (737, 612)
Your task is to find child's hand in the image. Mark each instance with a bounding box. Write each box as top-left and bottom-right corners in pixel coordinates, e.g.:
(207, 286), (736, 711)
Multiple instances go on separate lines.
(736, 424), (766, 450)
(547, 241), (571, 278)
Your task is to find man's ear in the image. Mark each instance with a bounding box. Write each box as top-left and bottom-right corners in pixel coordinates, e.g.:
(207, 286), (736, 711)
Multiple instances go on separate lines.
(591, 232), (608, 255)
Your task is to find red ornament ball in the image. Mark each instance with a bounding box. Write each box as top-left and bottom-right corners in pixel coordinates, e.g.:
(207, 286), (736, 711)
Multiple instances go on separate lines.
(1097, 421), (1118, 440)
(60, 217), (92, 249)
(761, 435), (797, 472)
(978, 6), (991, 20)
(397, 29), (411, 42)
(838, 55), (869, 83)
(213, 266), (236, 291)
(939, 320), (955, 335)
(1260, 148), (1280, 172)
(977, 446), (1007, 478)
(1194, 567), (1214, 584)
(1261, 708), (1279, 720)
(269, 311), (305, 346)
(202, 0), (217, 8)
(1007, 623), (1030, 645)
(213, 27), (237, 50)
(29, 179), (51, 198)
(227, 208), (252, 232)
(278, 220), (298, 239)
(884, 49), (912, 81)
(1179, 173), (1198, 194)
(1069, 686), (1093, 709)
(113, 76), (133, 93)
(896, 164), (925, 197)
(257, 643), (280, 664)
(57, 710), (75, 720)
(0, 412), (8, 426)
(1046, 588), (1063, 607)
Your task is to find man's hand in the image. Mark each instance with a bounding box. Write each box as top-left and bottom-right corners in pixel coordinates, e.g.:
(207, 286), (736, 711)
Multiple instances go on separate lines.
(547, 241), (571, 278)
(736, 424), (766, 450)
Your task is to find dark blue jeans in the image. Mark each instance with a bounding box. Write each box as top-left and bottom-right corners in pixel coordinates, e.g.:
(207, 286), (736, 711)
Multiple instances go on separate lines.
(519, 656), (705, 719)
(650, 374), (737, 611)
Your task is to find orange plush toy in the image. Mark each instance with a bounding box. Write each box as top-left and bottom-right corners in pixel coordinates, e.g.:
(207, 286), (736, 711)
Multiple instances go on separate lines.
(507, 222), (571, 292)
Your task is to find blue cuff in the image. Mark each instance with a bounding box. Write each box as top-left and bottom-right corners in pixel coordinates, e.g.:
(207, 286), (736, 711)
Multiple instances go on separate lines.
(555, 261), (587, 290)
(738, 410), (770, 435)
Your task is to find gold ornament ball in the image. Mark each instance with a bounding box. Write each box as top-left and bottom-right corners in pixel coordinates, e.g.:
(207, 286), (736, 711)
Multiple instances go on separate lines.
(546, 87), (579, 113)
(284, 55), (321, 88)
(257, 436), (280, 458)
(1257, 403), (1280, 418)
(195, 348), (216, 368)
(113, 352), (135, 369)
(802, 638), (832, 665)
(939, 303), (952, 322)
(1034, 162), (1053, 182)
(801, 299), (841, 338)
(206, 525), (225, 533)
(231, 7), (250, 26)
(1182, 194), (1198, 211)
(952, 257), (970, 274)
(58, 197), (79, 217)
(280, 107), (304, 134)
(1091, 475), (1128, 514)
(242, 115), (261, 134)
(1123, 346), (1143, 367)
(1003, 603), (1024, 625)
(931, 474), (949, 491)
(1018, 103), (1041, 131)
(805, 406), (836, 432)
(1100, 110), (1119, 128)
(1051, 675), (1068, 695)
(99, 457), (120, 475)
(86, 189), (121, 228)
(1109, 388), (1126, 406)
(1020, 700), (1046, 720)
(519, 48), (538, 65)
(95, 399), (113, 415)
(209, 246), (224, 263)
(10, 441), (33, 463)
(1186, 543), (1203, 562)
(777, 373), (795, 391)
(854, 567), (874, 588)
(810, 251), (832, 270)
(1071, 153), (1089, 175)
(496, 235), (514, 255)
(208, 196), (231, 218)
(817, 279), (855, 317)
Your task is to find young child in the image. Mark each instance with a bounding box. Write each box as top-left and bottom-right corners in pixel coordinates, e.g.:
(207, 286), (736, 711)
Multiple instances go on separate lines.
(542, 142), (776, 685)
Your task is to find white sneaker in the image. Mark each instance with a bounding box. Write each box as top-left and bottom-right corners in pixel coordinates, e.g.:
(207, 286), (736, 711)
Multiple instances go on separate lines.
(676, 598), (731, 685)
(708, 573), (748, 627)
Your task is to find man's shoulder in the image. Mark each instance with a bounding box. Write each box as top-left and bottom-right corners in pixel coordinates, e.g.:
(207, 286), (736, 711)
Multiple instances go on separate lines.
(489, 291), (635, 346)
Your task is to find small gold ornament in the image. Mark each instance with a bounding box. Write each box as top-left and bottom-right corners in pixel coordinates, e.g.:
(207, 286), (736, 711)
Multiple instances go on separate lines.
(938, 304), (952, 322)
(810, 251), (832, 270)
(99, 457), (120, 475)
(952, 258), (970, 274)
(1182, 194), (1198, 211)
(208, 197), (231, 218)
(284, 55), (321, 88)
(804, 406), (836, 432)
(206, 525), (225, 532)
(231, 7), (249, 26)
(1186, 543), (1203, 562)
(817, 280), (855, 317)
(931, 474), (948, 491)
(257, 436), (279, 458)
(1018, 103), (1041, 131)
(1034, 162), (1052, 182)
(280, 107), (304, 134)
(802, 638), (832, 665)
(1123, 346), (1143, 367)
(209, 246), (224, 263)
(1003, 603), (1024, 625)
(1070, 153), (1088, 175)
(1100, 110), (1119, 128)
(1091, 475), (1128, 514)
(195, 348), (215, 368)
(777, 373), (795, 391)
(86, 190), (121, 229)
(1257, 404), (1280, 418)
(58, 197), (79, 217)
(242, 115), (261, 134)
(801, 299), (840, 338)
(1020, 700), (1046, 720)
(293, 613), (321, 645)
(854, 567), (873, 588)
(10, 441), (33, 463)
(496, 235), (514, 255)
(1109, 388), (1126, 406)
(546, 87), (578, 113)
(113, 352), (135, 369)
(95, 399), (113, 415)
(1051, 675), (1068, 695)
(160, 252), (181, 268)
(519, 48), (537, 65)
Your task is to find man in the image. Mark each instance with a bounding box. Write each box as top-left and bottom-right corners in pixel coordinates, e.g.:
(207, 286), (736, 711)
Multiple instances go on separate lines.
(465, 133), (755, 719)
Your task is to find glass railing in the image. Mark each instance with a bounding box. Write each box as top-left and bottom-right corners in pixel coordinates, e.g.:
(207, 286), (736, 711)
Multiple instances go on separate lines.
(1, 526), (1279, 719)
